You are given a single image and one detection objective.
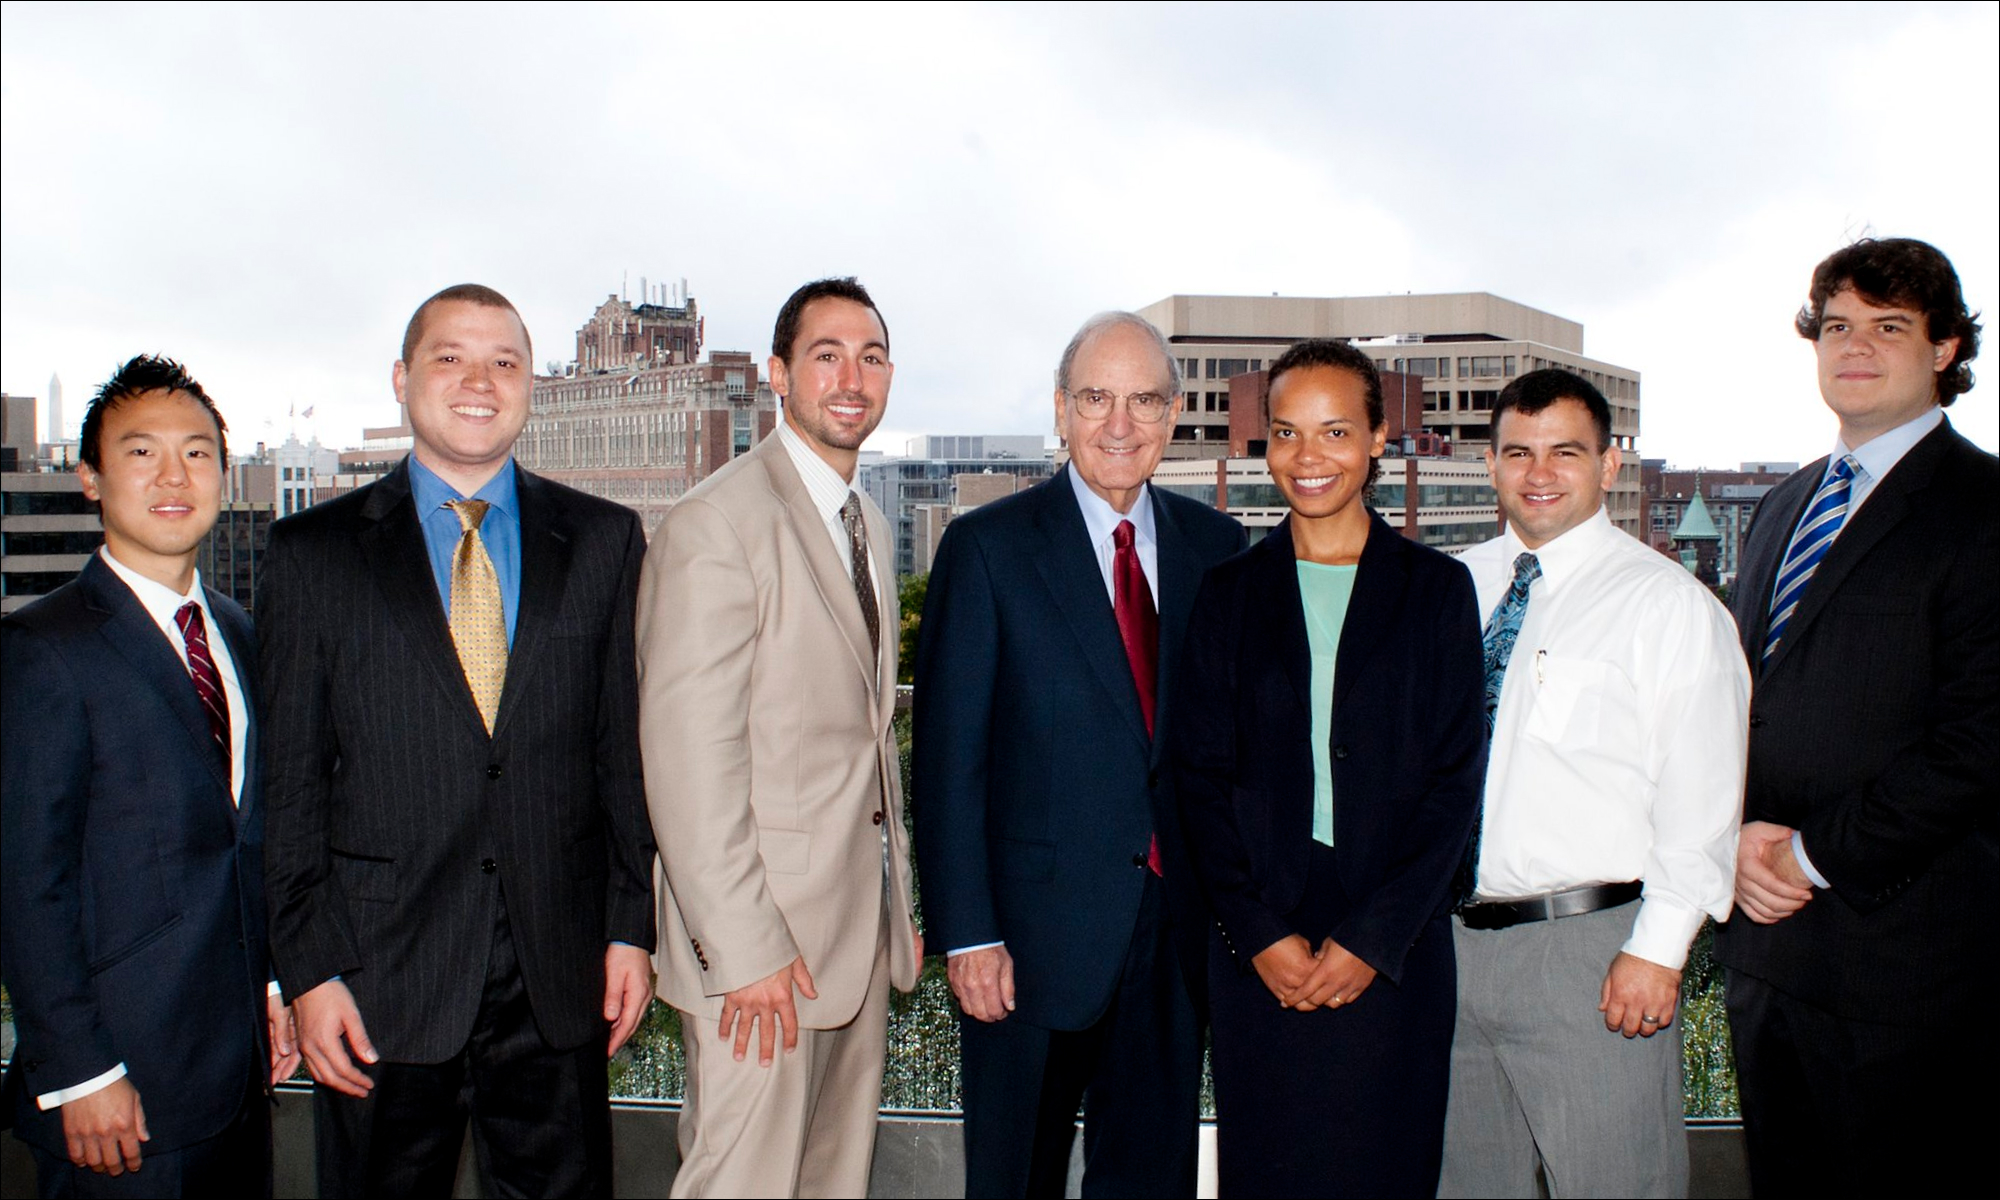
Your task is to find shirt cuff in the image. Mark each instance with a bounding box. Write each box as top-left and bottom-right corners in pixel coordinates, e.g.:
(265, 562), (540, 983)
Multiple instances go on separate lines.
(37, 1064), (127, 1111)
(1790, 831), (1831, 889)
(1620, 895), (1704, 971)
(268, 979), (284, 1000)
(947, 941), (1004, 957)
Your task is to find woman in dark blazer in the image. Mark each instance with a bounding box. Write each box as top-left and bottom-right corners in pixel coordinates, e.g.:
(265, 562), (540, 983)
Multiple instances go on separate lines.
(1174, 339), (1486, 1198)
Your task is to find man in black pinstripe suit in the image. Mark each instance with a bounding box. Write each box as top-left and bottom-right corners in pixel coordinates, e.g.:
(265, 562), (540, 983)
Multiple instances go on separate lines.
(259, 284), (657, 1198)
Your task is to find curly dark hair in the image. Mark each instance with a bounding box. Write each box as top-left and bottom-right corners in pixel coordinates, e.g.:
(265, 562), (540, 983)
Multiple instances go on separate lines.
(79, 355), (227, 469)
(1796, 238), (1982, 403)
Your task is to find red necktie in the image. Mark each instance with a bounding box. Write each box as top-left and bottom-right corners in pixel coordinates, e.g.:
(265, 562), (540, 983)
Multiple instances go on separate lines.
(175, 602), (231, 769)
(1112, 520), (1163, 875)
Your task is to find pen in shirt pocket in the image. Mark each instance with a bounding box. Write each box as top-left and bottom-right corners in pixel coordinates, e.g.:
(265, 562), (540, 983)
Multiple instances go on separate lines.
(1536, 648), (1547, 686)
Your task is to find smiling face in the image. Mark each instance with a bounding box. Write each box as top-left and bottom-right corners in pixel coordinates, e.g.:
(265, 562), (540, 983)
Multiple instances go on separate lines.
(1814, 288), (1959, 447)
(769, 296), (892, 480)
(1055, 322), (1181, 514)
(1267, 363), (1385, 525)
(393, 299), (533, 495)
(1486, 397), (1620, 550)
(77, 388), (224, 592)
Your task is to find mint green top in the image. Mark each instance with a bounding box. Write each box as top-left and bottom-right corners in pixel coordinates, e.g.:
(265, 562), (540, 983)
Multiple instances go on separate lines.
(1298, 561), (1359, 847)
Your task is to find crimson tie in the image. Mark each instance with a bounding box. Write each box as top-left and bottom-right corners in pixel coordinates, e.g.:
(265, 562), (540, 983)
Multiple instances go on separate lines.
(1112, 520), (1163, 875)
(175, 602), (230, 768)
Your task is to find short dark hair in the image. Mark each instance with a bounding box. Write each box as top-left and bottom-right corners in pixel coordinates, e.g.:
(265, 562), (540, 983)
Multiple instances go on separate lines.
(771, 277), (888, 365)
(79, 355), (227, 470)
(1795, 237), (1982, 403)
(401, 283), (529, 365)
(1493, 368), (1612, 452)
(1265, 339), (1386, 488)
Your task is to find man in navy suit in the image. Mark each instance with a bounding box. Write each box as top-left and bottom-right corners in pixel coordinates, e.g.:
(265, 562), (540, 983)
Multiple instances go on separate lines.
(1719, 238), (1996, 1196)
(3, 356), (297, 1197)
(913, 312), (1245, 1197)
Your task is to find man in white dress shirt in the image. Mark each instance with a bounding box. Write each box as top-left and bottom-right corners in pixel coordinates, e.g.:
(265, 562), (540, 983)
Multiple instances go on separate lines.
(1438, 369), (1750, 1199)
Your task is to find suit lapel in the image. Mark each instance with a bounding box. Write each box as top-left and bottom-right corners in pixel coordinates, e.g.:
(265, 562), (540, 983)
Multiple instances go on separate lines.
(208, 589), (258, 823)
(1035, 469), (1151, 750)
(359, 462), (489, 738)
(494, 466), (572, 739)
(1150, 491), (1206, 760)
(1263, 519), (1314, 711)
(1734, 461), (1820, 667)
(862, 495), (896, 721)
(1333, 515), (1408, 713)
(762, 438), (879, 691)
(79, 557), (232, 802)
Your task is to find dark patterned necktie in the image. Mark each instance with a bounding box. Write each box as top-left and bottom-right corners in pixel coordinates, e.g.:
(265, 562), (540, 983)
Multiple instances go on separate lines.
(175, 601), (230, 767)
(1457, 552), (1541, 901)
(1112, 520), (1164, 875)
(1763, 455), (1858, 665)
(840, 494), (880, 670)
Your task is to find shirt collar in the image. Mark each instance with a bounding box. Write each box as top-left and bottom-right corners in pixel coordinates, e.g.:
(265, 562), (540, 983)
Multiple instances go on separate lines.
(1498, 505), (1614, 594)
(1066, 465), (1155, 550)
(98, 545), (205, 625)
(408, 454), (518, 519)
(1832, 405), (1941, 486)
(777, 418), (859, 524)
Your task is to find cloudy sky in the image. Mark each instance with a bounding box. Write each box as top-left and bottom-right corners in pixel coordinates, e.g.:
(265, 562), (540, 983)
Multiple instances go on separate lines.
(4, 2), (1995, 466)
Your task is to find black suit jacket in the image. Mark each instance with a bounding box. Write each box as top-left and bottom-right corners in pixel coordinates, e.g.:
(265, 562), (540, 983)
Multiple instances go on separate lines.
(259, 460), (656, 1061)
(1715, 419), (1998, 1024)
(2, 556), (269, 1156)
(911, 470), (1246, 1030)
(1172, 513), (1485, 980)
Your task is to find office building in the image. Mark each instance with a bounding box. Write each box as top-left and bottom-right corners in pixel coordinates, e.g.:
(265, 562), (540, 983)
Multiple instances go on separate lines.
(1641, 460), (1795, 588)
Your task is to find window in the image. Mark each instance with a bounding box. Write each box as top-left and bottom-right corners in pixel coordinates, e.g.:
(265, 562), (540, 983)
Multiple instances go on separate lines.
(1215, 359), (1250, 380)
(1469, 356), (1506, 378)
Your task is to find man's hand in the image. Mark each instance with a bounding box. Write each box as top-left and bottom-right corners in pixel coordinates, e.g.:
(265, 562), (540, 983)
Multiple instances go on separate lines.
(604, 943), (655, 1056)
(267, 993), (301, 1085)
(898, 924), (924, 995)
(1250, 934), (1315, 1004)
(61, 1078), (147, 1175)
(1599, 951), (1682, 1037)
(1282, 938), (1378, 1012)
(946, 945), (1015, 1022)
(294, 978), (378, 1097)
(1735, 820), (1814, 925)
(719, 956), (816, 1066)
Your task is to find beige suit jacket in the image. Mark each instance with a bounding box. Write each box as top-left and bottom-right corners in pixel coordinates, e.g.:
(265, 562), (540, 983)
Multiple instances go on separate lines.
(638, 433), (919, 1027)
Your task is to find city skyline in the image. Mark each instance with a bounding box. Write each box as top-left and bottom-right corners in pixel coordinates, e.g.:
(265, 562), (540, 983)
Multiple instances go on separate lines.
(4, 4), (1994, 465)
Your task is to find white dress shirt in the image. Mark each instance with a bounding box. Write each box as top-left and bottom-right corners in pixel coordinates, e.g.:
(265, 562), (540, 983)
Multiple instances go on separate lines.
(1786, 403), (1942, 887)
(776, 420), (887, 609)
(39, 550), (251, 1111)
(1461, 509), (1751, 970)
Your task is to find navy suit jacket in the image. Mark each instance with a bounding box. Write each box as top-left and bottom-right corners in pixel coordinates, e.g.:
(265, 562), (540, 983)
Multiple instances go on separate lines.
(1173, 513), (1485, 980)
(1716, 419), (1998, 1024)
(2, 555), (269, 1156)
(912, 469), (1246, 1030)
(259, 460), (656, 1061)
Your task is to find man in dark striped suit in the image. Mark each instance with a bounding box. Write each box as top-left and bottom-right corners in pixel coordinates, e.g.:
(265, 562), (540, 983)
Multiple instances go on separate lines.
(259, 285), (658, 1198)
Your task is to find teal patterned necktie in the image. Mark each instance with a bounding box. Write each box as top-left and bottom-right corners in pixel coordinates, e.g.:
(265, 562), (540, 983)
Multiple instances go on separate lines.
(1458, 551), (1541, 901)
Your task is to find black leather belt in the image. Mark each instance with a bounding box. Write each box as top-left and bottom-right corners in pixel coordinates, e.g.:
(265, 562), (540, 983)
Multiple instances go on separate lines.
(1456, 881), (1642, 931)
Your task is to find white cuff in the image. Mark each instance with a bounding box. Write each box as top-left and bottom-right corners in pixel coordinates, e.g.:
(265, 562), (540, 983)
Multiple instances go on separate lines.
(37, 1063), (127, 1111)
(1620, 895), (1703, 972)
(946, 941), (1005, 957)
(268, 979), (284, 1000)
(1790, 831), (1831, 889)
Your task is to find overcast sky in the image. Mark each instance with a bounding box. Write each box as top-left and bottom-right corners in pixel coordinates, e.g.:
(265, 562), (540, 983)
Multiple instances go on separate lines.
(4, 2), (1995, 466)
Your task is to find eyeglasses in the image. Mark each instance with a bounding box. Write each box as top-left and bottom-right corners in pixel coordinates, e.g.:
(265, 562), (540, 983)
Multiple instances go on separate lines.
(1064, 388), (1174, 424)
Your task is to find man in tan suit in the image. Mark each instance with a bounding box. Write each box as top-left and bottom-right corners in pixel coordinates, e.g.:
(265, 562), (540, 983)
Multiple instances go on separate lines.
(639, 277), (921, 1198)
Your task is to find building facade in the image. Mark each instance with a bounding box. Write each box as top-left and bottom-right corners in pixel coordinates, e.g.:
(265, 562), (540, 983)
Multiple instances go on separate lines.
(1641, 460), (1795, 588)
(860, 451), (1055, 579)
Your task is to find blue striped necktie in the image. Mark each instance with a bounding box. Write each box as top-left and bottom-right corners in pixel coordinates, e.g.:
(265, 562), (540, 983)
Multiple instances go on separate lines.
(1763, 455), (1859, 664)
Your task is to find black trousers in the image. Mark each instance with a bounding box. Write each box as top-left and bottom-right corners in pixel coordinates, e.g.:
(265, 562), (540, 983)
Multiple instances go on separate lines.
(314, 902), (612, 1199)
(958, 872), (1202, 1199)
(1209, 840), (1455, 1199)
(1725, 968), (1992, 1198)
(30, 1073), (272, 1200)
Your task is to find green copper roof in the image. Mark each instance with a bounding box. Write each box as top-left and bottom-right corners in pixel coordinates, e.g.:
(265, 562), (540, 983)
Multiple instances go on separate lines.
(1672, 489), (1721, 541)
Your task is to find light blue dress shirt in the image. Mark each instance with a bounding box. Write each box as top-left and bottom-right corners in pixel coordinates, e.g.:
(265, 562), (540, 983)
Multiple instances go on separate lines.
(408, 455), (522, 648)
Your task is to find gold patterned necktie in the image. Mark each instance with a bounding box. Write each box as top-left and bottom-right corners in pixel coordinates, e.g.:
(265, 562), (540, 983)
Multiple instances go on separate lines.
(446, 499), (507, 733)
(841, 493), (881, 674)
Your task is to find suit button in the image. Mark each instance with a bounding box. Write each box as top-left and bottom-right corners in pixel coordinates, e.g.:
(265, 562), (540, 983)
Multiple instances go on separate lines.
(487, 764), (503, 780)
(1147, 769), (1159, 789)
(872, 811), (885, 826)
(1333, 745), (1349, 760)
(480, 858), (497, 874)
(1131, 853), (1148, 868)
(1749, 715), (1766, 729)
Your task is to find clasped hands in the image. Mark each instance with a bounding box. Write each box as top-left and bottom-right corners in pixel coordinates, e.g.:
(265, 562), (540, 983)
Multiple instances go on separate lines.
(1734, 820), (1814, 925)
(1251, 934), (1377, 1011)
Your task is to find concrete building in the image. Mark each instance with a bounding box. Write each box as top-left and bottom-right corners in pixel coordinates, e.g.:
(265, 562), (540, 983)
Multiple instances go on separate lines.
(908, 471), (1045, 576)
(1153, 456), (1498, 552)
(1, 469), (101, 615)
(1135, 292), (1644, 537)
(860, 449), (1055, 580)
(198, 502), (277, 612)
(1641, 460), (1795, 588)
(228, 434), (342, 517)
(516, 290), (779, 532)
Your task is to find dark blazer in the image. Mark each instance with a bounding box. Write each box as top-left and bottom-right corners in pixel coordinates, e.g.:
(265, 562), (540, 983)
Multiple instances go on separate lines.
(912, 469), (1246, 1029)
(1716, 419), (1998, 1025)
(2, 555), (269, 1156)
(1173, 513), (1485, 979)
(259, 460), (656, 1061)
